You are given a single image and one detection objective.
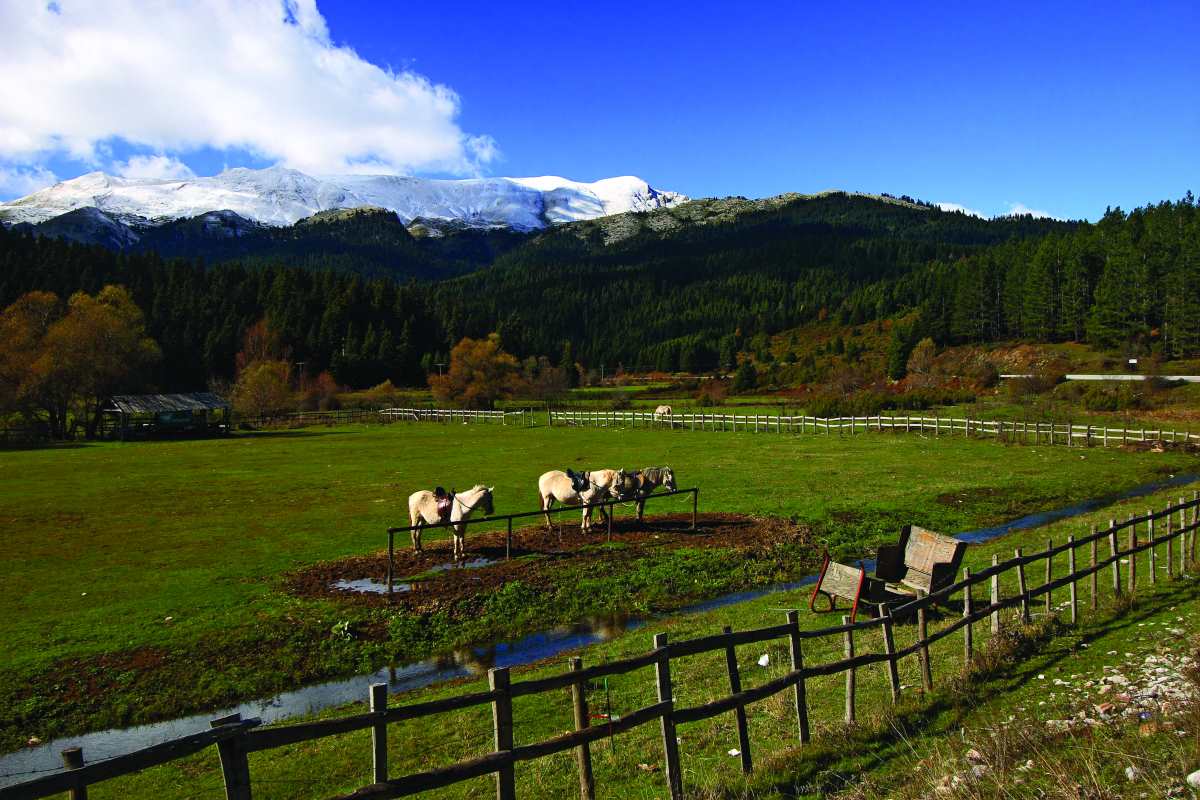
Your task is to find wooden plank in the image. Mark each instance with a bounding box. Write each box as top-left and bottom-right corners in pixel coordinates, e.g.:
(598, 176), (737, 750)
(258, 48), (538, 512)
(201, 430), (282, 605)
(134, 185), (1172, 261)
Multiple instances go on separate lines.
(843, 616), (856, 723)
(246, 692), (499, 751)
(1090, 525), (1099, 609)
(917, 606), (933, 691)
(569, 658), (595, 800)
(1015, 548), (1030, 624)
(489, 668), (515, 800)
(370, 683), (388, 784)
(962, 568), (973, 671)
(61, 748), (86, 800)
(881, 606), (900, 702)
(1128, 519), (1137, 596)
(722, 626), (752, 773)
(786, 611), (810, 743)
(334, 750), (512, 799)
(990, 554), (1001, 633)
(1044, 539), (1053, 613)
(654, 633), (684, 800)
(1067, 536), (1078, 624)
(210, 714), (252, 800)
(1109, 521), (1121, 596)
(1149, 511), (1157, 584)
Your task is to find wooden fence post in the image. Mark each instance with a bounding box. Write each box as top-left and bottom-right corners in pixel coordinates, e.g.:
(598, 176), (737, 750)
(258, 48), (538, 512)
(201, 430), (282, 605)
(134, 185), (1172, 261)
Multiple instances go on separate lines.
(1127, 517), (1137, 597)
(1090, 525), (1099, 610)
(962, 568), (973, 671)
(990, 554), (1001, 634)
(1166, 515), (1176, 578)
(1044, 539), (1053, 614)
(488, 668), (516, 800)
(722, 626), (752, 774)
(1180, 498), (1188, 569)
(917, 605), (933, 691)
(1149, 511), (1157, 584)
(1108, 520), (1121, 597)
(506, 518), (513, 561)
(881, 606), (900, 702)
(61, 747), (86, 800)
(570, 657), (596, 800)
(1014, 549), (1030, 624)
(370, 683), (388, 784)
(843, 616), (856, 723)
(1166, 515), (1175, 578)
(1067, 535), (1078, 624)
(210, 714), (252, 800)
(786, 611), (811, 743)
(653, 633), (684, 800)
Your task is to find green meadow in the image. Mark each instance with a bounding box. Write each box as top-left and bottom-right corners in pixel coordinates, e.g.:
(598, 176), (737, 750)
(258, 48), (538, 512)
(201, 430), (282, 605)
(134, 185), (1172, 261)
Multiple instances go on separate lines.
(1, 422), (1197, 758)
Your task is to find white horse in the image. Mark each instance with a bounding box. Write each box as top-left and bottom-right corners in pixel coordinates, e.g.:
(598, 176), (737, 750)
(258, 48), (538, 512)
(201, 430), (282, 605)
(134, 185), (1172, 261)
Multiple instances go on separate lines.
(654, 405), (673, 418)
(538, 469), (623, 531)
(407, 485), (494, 561)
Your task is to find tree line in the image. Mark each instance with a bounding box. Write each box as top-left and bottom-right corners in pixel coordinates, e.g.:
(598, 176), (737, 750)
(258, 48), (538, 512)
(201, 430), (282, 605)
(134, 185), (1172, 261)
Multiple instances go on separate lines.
(0, 191), (1195, 403)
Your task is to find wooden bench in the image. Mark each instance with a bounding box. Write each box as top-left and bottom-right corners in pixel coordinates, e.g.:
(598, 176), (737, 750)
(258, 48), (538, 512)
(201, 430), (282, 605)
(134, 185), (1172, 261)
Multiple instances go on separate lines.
(809, 525), (967, 622)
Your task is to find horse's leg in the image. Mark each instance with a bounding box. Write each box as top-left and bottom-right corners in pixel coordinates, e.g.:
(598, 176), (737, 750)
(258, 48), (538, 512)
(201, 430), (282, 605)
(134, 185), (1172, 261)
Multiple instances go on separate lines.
(637, 498), (646, 524)
(411, 522), (420, 553)
(542, 493), (553, 530)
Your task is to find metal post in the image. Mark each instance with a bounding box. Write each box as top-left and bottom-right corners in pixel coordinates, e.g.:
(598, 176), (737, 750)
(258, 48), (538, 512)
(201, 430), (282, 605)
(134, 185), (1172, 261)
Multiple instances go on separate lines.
(387, 530), (394, 604)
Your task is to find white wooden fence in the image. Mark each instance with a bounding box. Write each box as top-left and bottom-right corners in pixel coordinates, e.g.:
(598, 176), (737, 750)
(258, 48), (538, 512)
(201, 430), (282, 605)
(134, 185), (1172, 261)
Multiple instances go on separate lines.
(547, 409), (1199, 447)
(379, 408), (534, 426)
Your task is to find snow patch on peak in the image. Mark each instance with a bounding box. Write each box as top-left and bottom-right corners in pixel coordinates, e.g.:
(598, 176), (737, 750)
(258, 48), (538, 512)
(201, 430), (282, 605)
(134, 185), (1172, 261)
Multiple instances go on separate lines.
(0, 168), (688, 230)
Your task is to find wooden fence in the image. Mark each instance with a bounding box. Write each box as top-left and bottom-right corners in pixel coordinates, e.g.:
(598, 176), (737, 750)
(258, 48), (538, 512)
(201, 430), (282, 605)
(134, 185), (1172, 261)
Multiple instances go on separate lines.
(5, 492), (1198, 800)
(548, 409), (1200, 447)
(378, 408), (535, 426)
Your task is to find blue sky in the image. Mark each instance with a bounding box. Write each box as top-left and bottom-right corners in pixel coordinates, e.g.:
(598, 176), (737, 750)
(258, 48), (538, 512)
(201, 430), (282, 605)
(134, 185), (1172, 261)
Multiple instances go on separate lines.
(2, 0), (1197, 220)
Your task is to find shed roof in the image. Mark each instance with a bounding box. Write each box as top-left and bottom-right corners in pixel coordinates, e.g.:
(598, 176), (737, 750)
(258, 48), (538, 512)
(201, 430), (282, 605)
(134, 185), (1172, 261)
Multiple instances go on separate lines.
(106, 393), (230, 414)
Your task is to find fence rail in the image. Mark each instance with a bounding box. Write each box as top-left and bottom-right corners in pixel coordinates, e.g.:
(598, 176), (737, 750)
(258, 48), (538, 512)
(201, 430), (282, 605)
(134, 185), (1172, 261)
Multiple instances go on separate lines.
(5, 492), (1198, 800)
(548, 409), (1200, 447)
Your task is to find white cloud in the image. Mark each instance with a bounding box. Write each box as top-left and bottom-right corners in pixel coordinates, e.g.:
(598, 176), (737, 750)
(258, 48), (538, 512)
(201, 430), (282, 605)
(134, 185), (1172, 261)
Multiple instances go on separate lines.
(114, 154), (196, 181)
(0, 0), (496, 177)
(1003, 202), (1059, 220)
(0, 164), (58, 197)
(936, 201), (985, 218)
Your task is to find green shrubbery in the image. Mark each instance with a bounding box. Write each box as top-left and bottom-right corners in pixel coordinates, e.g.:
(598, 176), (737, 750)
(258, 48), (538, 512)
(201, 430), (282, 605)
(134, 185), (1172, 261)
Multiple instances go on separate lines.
(804, 387), (976, 417)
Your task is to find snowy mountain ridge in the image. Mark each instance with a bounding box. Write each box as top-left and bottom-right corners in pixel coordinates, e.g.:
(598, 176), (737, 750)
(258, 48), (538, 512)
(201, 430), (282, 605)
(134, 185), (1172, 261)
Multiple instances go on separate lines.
(0, 167), (688, 231)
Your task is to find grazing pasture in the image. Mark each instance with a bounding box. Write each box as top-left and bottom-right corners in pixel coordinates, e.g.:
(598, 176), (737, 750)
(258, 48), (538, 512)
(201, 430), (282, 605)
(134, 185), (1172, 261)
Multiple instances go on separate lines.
(0, 423), (1196, 753)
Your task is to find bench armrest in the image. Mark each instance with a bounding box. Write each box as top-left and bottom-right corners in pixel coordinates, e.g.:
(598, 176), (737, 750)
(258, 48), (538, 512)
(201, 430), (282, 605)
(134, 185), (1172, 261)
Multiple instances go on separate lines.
(929, 562), (958, 594)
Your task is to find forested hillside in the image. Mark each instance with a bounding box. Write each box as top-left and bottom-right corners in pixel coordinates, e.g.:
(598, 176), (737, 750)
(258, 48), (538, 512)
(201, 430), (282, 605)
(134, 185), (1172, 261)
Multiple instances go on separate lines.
(0, 191), (1195, 392)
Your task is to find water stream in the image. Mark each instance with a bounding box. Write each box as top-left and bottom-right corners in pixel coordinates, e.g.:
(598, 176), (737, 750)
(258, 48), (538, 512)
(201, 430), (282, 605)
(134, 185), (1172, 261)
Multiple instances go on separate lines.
(2, 472), (1196, 785)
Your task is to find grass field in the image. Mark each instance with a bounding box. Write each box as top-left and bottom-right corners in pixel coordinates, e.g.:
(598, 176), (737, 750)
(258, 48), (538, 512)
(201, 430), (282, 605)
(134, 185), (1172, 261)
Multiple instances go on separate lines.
(64, 479), (1200, 799)
(2, 422), (1198, 754)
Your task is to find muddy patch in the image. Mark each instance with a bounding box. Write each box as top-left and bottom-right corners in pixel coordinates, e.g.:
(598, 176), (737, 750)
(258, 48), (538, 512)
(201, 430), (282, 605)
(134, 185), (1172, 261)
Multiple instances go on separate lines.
(285, 513), (810, 609)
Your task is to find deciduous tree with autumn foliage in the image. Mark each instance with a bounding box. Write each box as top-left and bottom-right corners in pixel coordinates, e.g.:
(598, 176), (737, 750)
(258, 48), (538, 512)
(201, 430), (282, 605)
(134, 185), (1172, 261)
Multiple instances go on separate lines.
(429, 334), (524, 409)
(0, 285), (160, 438)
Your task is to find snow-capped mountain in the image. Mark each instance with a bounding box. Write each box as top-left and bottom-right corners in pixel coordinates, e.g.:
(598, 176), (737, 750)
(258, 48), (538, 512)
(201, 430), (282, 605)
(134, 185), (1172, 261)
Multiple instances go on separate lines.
(0, 167), (687, 231)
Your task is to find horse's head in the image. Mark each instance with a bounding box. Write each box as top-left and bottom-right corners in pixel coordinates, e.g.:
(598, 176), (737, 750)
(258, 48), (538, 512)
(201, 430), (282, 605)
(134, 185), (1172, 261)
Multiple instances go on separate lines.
(607, 473), (625, 499)
(482, 487), (495, 515)
(661, 467), (677, 492)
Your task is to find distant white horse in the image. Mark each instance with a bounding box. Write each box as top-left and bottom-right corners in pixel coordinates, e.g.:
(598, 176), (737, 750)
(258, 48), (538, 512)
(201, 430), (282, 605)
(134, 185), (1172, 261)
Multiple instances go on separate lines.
(538, 469), (623, 531)
(408, 484), (494, 561)
(654, 405), (673, 418)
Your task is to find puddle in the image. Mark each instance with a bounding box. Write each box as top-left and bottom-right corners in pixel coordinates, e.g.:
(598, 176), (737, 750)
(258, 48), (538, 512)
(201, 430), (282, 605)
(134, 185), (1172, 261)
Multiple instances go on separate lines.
(331, 578), (410, 595)
(3, 472), (1196, 786)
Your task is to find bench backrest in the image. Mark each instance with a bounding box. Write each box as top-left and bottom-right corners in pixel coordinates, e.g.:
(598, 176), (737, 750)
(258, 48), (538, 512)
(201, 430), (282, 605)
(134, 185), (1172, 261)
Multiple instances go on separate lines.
(898, 525), (966, 594)
(820, 560), (865, 601)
